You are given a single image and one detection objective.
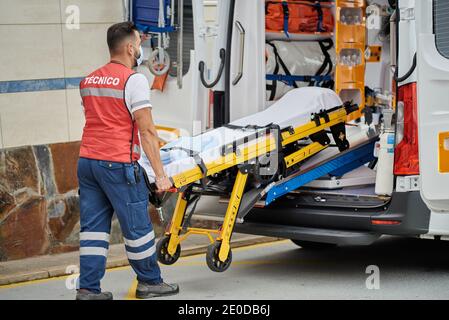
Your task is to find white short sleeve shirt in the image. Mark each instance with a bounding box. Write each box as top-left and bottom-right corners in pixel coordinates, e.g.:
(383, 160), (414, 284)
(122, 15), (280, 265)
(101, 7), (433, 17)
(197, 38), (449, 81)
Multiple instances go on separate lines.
(124, 73), (152, 117)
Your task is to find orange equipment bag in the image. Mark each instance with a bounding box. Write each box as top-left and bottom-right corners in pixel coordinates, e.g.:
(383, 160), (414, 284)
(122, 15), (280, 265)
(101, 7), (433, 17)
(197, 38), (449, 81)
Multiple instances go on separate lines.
(266, 0), (334, 35)
(151, 68), (169, 92)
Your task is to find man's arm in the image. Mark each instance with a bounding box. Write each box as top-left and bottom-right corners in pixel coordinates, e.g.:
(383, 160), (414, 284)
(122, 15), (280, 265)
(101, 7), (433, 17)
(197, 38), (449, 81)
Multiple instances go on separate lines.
(134, 108), (172, 191)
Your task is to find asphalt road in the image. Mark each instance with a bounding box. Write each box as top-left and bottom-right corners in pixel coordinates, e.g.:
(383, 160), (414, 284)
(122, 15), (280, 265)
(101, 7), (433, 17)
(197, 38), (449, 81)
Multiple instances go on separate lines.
(1, 236), (449, 300)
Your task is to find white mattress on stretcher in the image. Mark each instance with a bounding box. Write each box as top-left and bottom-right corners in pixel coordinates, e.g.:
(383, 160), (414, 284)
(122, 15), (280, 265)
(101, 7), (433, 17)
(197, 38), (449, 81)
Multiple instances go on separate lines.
(139, 87), (343, 182)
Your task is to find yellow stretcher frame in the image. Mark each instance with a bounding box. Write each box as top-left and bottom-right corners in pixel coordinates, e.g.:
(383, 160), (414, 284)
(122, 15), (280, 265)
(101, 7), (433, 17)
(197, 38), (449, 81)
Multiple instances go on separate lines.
(157, 104), (356, 272)
(170, 106), (351, 188)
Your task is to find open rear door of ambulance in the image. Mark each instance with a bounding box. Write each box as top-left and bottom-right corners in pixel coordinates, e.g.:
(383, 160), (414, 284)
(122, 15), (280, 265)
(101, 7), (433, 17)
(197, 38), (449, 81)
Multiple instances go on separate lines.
(416, 0), (449, 213)
(228, 0), (265, 121)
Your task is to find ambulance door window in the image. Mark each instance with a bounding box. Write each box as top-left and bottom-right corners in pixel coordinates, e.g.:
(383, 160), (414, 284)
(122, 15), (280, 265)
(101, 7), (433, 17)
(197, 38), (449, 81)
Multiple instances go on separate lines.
(434, 0), (449, 59)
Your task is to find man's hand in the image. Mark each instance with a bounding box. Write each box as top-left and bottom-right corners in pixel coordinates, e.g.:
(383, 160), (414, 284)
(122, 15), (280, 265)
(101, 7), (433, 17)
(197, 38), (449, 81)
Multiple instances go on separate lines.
(155, 175), (172, 192)
(134, 108), (173, 192)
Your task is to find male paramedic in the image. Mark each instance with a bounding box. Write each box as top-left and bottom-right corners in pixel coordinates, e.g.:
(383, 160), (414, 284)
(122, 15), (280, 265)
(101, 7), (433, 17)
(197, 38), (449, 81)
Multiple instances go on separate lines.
(76, 22), (179, 300)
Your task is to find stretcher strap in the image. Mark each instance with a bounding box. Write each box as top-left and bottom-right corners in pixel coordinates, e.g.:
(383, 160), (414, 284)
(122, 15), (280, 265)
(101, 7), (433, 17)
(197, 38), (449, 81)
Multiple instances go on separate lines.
(265, 43), (281, 101)
(313, 1), (324, 32)
(266, 74), (333, 86)
(312, 110), (330, 126)
(221, 124), (270, 156)
(165, 147), (208, 185)
(281, 103), (357, 138)
(267, 41), (294, 81)
(266, 39), (334, 100)
(266, 41), (297, 101)
(313, 39), (334, 88)
(281, 1), (290, 38)
(306, 103), (351, 128)
(342, 101), (360, 114)
(221, 123), (282, 157)
(310, 104), (346, 126)
(224, 123), (274, 131)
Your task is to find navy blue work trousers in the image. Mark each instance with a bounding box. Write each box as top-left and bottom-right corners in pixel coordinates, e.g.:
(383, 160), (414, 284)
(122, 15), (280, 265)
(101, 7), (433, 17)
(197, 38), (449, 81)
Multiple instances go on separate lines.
(77, 157), (162, 293)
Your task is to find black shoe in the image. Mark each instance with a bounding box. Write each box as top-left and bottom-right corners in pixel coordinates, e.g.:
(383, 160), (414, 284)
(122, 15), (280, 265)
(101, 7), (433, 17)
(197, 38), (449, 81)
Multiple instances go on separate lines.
(136, 281), (179, 299)
(76, 289), (113, 300)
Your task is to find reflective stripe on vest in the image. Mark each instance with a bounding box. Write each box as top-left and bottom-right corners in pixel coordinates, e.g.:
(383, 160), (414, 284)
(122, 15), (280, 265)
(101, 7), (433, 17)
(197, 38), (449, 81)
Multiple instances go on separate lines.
(80, 87), (123, 99)
(79, 62), (141, 163)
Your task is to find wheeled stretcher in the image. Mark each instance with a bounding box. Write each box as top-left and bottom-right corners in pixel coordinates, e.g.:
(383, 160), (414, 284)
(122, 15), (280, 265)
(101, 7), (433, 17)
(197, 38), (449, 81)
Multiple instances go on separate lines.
(139, 87), (360, 272)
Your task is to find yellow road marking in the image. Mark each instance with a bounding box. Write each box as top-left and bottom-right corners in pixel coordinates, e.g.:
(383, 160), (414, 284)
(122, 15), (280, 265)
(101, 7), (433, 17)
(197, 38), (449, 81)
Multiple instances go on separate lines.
(162, 258), (320, 267)
(0, 239), (289, 291)
(122, 239), (289, 296)
(125, 279), (138, 300)
(0, 264), (137, 290)
(175, 239), (289, 261)
(0, 274), (72, 290)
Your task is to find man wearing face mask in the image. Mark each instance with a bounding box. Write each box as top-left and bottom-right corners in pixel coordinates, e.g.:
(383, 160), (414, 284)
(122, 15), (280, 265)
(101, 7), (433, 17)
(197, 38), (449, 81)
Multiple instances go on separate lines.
(76, 22), (178, 300)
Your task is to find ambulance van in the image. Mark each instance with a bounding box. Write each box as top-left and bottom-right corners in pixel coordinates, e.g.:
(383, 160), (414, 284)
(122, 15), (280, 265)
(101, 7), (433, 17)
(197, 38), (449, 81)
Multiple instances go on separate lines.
(136, 0), (449, 248)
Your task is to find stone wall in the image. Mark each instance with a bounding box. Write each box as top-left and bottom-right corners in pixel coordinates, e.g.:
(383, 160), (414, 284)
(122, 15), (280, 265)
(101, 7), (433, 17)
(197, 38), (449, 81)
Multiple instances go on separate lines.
(0, 141), (167, 262)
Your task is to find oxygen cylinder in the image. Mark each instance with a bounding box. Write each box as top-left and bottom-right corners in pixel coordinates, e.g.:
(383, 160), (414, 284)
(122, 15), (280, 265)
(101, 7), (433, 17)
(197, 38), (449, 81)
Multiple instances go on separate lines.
(375, 127), (395, 196)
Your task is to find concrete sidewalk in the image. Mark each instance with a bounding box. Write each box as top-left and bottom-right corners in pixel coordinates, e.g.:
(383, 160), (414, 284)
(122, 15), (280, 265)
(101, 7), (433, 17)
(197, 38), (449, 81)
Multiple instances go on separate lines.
(0, 234), (279, 286)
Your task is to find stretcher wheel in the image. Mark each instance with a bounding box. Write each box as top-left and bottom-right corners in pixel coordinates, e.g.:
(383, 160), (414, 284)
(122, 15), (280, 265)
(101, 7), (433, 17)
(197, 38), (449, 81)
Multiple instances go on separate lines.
(206, 242), (232, 272)
(156, 236), (181, 265)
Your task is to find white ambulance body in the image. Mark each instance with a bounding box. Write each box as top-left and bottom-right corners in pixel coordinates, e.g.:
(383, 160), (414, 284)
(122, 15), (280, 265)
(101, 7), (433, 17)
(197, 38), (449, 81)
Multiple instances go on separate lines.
(142, 0), (449, 246)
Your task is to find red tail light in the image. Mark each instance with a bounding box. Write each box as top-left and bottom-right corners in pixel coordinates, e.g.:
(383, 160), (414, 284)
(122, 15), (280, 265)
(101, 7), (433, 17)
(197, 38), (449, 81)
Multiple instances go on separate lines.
(394, 82), (420, 175)
(371, 219), (401, 226)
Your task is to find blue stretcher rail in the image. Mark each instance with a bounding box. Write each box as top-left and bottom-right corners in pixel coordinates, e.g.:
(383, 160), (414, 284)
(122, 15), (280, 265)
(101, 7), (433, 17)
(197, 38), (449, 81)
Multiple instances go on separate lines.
(266, 74), (333, 87)
(264, 138), (378, 205)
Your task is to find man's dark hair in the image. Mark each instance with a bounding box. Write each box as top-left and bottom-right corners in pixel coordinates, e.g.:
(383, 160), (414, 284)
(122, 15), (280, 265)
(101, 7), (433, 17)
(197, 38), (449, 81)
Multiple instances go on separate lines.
(107, 22), (139, 54)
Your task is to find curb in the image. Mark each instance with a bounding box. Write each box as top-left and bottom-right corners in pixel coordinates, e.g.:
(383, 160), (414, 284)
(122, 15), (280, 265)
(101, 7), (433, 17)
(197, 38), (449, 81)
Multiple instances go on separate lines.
(0, 236), (281, 286)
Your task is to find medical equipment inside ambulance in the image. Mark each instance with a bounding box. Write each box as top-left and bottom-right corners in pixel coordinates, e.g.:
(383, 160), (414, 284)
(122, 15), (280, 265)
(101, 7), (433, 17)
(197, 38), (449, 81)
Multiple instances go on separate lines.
(127, 0), (184, 88)
(134, 0), (408, 272)
(265, 40), (336, 100)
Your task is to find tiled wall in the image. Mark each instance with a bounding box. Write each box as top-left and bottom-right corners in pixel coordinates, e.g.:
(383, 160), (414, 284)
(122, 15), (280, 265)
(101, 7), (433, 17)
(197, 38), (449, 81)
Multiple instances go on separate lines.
(0, 0), (124, 149)
(0, 0), (218, 150)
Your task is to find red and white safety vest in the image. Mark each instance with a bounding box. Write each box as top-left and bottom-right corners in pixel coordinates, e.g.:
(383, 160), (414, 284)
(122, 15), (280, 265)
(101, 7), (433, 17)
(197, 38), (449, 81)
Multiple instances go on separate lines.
(79, 61), (141, 163)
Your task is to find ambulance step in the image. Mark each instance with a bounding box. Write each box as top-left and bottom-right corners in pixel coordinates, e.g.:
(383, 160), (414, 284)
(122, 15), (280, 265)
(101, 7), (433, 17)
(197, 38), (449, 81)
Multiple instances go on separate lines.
(234, 222), (381, 246)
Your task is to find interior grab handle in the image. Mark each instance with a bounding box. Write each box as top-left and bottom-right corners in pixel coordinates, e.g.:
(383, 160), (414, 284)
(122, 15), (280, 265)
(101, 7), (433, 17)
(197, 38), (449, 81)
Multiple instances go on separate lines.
(176, 0), (184, 89)
(199, 48), (226, 89)
(232, 21), (245, 86)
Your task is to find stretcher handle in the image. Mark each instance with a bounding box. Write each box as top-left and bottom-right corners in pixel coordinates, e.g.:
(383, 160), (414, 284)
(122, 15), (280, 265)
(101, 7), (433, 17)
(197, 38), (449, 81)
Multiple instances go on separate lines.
(148, 182), (178, 194)
(147, 182), (178, 212)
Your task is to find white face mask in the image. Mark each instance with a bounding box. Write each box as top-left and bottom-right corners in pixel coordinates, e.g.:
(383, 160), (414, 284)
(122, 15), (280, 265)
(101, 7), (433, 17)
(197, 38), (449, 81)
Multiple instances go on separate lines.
(133, 45), (144, 67)
(136, 45), (144, 66)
